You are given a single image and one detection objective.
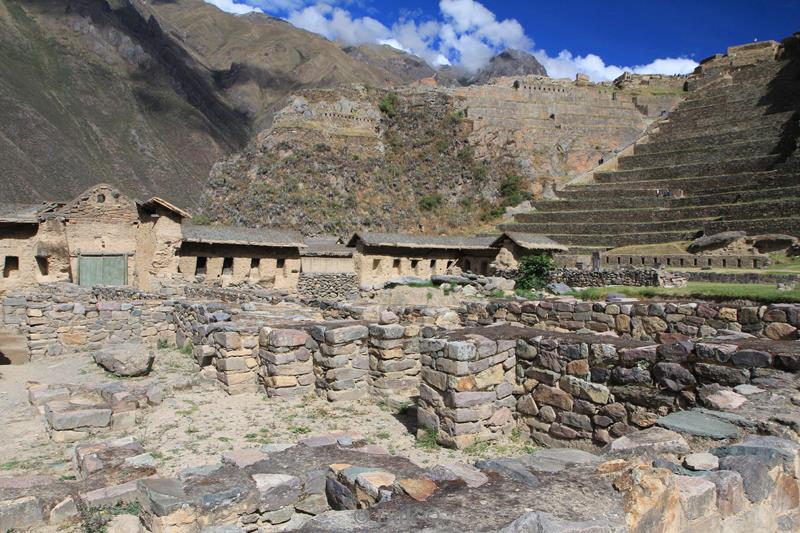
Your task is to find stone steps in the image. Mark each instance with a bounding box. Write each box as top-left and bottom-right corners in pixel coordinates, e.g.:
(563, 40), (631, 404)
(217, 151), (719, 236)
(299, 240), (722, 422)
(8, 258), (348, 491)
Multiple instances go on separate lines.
(502, 218), (711, 235)
(656, 109), (795, 137)
(704, 216), (800, 236)
(508, 54), (800, 250)
(548, 184), (800, 211)
(574, 169), (798, 193)
(634, 125), (785, 154)
(516, 197), (800, 224)
(684, 75), (800, 102)
(594, 155), (782, 183)
(653, 111), (794, 141)
(497, 227), (698, 247)
(619, 139), (779, 170)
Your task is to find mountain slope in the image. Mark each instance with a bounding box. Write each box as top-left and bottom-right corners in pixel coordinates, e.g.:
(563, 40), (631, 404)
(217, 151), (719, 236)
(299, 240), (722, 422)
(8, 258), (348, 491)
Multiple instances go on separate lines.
(0, 0), (428, 206)
(0, 0), (247, 205)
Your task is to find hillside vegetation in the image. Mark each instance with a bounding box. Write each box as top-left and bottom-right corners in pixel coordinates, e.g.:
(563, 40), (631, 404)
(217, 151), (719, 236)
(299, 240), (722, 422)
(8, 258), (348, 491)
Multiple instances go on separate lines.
(200, 89), (530, 235)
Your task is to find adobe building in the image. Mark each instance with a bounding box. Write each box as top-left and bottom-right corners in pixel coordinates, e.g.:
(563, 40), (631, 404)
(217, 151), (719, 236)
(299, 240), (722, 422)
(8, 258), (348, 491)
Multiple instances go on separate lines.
(0, 184), (189, 292)
(347, 232), (498, 285)
(177, 225), (305, 289)
(300, 236), (354, 274)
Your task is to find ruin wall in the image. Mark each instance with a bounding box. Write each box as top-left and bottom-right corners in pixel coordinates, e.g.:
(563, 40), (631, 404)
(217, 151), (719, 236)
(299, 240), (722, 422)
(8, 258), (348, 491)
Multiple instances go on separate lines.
(419, 328), (800, 449)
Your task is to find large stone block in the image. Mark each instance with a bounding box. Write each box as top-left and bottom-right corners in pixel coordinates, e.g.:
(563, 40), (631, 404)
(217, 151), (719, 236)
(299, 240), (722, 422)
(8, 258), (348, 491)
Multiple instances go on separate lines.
(45, 402), (112, 430)
(324, 325), (368, 344)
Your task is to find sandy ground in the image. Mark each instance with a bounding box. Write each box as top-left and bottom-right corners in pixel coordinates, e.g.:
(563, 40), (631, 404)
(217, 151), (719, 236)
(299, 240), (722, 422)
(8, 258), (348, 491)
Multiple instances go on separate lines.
(1, 349), (536, 481)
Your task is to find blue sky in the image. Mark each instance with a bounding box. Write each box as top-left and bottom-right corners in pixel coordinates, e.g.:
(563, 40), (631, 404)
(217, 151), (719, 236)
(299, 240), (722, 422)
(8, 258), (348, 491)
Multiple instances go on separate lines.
(204, 0), (800, 80)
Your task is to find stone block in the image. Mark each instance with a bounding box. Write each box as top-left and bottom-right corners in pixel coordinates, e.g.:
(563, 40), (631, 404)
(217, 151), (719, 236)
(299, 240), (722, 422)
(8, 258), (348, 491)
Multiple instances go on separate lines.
(324, 325), (368, 344)
(533, 385), (573, 411)
(45, 403), (112, 430)
(700, 470), (745, 517)
(446, 341), (477, 361)
(0, 496), (43, 531)
(270, 329), (308, 348)
(676, 476), (717, 520)
(368, 324), (405, 340)
(252, 474), (302, 512)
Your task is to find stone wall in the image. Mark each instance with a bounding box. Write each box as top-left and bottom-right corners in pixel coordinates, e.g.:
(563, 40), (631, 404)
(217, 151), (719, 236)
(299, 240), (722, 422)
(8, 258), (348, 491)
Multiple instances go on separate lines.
(601, 253), (769, 270)
(297, 272), (358, 301)
(462, 300), (800, 341)
(549, 267), (662, 287)
(418, 328), (800, 449)
(1, 285), (176, 361)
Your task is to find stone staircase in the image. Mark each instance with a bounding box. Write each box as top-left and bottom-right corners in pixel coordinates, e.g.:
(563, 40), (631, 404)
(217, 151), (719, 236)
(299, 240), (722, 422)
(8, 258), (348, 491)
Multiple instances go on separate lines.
(501, 40), (800, 250)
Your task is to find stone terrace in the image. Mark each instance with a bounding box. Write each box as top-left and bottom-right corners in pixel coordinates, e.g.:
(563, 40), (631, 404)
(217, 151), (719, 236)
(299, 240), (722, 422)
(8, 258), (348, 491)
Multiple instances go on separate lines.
(501, 37), (800, 250)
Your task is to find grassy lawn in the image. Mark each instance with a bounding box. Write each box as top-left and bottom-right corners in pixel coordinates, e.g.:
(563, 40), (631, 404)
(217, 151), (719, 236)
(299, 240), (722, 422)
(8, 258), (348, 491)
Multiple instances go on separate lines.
(570, 282), (800, 304)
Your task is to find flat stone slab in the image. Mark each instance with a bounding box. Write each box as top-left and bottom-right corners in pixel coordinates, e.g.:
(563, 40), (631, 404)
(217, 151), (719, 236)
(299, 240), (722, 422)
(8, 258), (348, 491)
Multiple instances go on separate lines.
(608, 427), (690, 454)
(518, 449), (601, 473)
(657, 410), (739, 440)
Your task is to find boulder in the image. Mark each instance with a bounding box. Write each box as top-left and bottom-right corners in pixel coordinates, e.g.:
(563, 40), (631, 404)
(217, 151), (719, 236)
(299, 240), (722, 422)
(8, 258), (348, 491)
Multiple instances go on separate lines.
(545, 282), (572, 295)
(687, 231), (745, 253)
(94, 347), (155, 377)
(750, 234), (797, 253)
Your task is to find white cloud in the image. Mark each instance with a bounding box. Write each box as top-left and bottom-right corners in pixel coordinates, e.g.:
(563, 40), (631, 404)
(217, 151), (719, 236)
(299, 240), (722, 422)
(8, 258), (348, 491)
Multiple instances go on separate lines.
(288, 4), (391, 45)
(204, 0), (263, 15)
(535, 50), (697, 82)
(201, 0), (698, 80)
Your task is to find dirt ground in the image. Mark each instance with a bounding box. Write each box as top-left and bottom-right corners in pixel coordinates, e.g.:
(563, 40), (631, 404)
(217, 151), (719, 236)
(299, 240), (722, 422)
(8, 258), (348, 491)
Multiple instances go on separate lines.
(0, 349), (537, 481)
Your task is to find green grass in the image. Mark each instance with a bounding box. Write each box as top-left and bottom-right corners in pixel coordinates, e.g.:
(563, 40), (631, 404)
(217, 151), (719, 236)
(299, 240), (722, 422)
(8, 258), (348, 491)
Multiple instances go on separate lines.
(514, 288), (542, 300)
(569, 282), (800, 304)
(415, 428), (440, 451)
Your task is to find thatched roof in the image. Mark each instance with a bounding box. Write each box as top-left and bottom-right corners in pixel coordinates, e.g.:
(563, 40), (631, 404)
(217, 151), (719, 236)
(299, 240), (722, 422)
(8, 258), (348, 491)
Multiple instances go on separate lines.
(182, 224), (306, 248)
(492, 231), (568, 252)
(347, 232), (496, 251)
(0, 203), (58, 224)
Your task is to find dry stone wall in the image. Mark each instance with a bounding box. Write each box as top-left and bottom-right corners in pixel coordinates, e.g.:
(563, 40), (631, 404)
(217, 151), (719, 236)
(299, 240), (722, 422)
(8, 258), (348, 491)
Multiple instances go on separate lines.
(461, 299), (800, 341)
(297, 272), (359, 301)
(1, 286), (176, 361)
(418, 328), (800, 449)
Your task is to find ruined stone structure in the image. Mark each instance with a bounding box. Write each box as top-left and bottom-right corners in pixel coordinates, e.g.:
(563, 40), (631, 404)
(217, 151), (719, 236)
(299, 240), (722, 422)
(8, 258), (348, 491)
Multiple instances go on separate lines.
(505, 35), (800, 256)
(451, 75), (681, 182)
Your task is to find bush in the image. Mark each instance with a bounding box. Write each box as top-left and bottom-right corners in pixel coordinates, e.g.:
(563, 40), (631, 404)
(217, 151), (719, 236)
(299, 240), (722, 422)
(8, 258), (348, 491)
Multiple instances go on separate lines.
(516, 253), (554, 290)
(499, 174), (527, 206)
(419, 193), (443, 211)
(379, 92), (399, 117)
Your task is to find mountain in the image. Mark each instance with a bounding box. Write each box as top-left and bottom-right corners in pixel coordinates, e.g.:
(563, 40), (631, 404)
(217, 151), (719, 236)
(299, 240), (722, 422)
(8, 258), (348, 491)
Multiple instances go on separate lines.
(468, 49), (548, 85)
(0, 0), (430, 206)
(342, 43), (437, 86)
(0, 0), (245, 204)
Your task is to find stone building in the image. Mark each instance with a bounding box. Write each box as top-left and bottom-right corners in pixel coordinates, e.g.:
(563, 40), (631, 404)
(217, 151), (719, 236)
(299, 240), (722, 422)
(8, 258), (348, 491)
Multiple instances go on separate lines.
(346, 232), (497, 285)
(178, 225), (305, 289)
(0, 184), (189, 292)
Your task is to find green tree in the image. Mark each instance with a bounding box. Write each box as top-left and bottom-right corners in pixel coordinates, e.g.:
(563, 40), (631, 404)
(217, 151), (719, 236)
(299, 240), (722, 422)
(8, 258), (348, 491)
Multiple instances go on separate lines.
(516, 253), (554, 290)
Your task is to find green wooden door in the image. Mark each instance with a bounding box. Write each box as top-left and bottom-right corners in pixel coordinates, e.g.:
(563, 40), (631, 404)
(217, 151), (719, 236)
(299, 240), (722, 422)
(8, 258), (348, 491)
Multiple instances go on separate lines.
(78, 255), (127, 287)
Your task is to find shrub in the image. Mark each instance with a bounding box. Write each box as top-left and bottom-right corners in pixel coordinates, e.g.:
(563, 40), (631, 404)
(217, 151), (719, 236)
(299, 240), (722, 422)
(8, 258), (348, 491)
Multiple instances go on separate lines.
(419, 193), (443, 211)
(379, 92), (399, 117)
(499, 174), (527, 206)
(516, 253), (554, 290)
